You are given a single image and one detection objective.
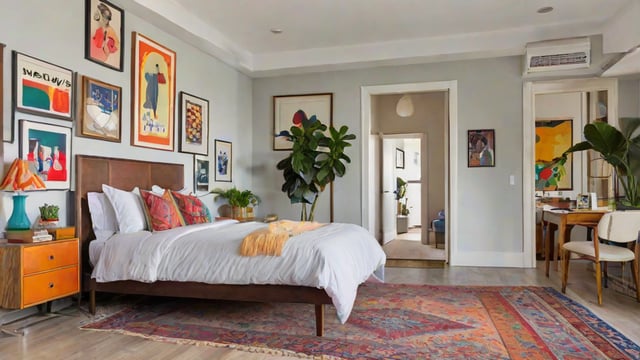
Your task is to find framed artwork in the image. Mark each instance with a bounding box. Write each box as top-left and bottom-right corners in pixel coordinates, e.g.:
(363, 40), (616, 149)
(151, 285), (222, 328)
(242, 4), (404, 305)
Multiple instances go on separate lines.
(395, 148), (404, 169)
(273, 93), (332, 150)
(79, 75), (121, 142)
(85, 0), (124, 71)
(19, 120), (72, 190)
(179, 92), (209, 155)
(468, 129), (495, 168)
(1, 43), (5, 142)
(13, 51), (74, 121)
(131, 32), (177, 151)
(535, 118), (573, 190)
(214, 140), (232, 182)
(194, 155), (209, 194)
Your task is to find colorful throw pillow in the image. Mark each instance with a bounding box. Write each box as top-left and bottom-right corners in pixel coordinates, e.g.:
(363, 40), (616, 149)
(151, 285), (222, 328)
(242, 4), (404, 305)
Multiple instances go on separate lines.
(140, 190), (185, 231)
(169, 191), (211, 225)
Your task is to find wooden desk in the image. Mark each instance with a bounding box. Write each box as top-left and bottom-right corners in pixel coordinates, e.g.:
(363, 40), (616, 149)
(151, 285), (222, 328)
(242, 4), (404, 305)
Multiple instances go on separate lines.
(543, 209), (608, 277)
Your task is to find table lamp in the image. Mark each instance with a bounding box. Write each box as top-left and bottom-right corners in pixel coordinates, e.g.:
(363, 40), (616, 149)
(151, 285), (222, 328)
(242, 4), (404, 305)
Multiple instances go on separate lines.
(0, 158), (46, 230)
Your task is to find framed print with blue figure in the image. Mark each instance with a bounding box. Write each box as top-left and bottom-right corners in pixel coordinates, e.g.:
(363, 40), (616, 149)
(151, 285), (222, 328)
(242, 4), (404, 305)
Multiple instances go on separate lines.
(214, 139), (232, 182)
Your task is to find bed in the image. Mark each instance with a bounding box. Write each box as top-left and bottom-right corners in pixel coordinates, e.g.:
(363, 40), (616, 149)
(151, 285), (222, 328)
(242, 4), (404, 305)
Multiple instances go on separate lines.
(75, 155), (385, 336)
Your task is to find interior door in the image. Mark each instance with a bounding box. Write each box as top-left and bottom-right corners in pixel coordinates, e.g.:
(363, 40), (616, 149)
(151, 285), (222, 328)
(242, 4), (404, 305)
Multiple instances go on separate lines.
(381, 138), (397, 244)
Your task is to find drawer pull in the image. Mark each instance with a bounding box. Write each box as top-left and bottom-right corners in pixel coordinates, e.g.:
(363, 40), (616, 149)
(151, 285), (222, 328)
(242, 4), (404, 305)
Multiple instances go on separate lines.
(49, 255), (54, 261)
(49, 282), (54, 289)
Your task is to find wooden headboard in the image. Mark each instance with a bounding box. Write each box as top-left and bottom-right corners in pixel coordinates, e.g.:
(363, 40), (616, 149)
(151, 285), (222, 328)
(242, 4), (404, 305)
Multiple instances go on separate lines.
(75, 155), (184, 284)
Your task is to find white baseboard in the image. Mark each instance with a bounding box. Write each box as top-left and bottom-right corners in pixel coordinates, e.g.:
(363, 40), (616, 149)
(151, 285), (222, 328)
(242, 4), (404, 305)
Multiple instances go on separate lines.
(450, 251), (532, 268)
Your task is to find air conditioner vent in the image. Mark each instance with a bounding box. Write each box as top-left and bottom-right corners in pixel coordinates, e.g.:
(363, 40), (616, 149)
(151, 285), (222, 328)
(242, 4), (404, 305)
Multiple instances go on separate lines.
(525, 37), (591, 74)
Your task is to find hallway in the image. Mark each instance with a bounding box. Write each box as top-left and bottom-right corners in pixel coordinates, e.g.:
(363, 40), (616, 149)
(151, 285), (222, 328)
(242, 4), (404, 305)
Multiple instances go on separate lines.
(383, 227), (446, 266)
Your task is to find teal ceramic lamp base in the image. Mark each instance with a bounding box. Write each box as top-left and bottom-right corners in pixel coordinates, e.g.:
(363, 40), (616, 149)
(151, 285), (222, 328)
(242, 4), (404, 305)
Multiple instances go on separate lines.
(6, 194), (31, 230)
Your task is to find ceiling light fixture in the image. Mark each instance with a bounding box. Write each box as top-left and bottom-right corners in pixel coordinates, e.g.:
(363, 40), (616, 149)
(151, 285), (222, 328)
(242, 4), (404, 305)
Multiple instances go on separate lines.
(537, 6), (553, 14)
(396, 94), (414, 117)
(270, 28), (283, 34)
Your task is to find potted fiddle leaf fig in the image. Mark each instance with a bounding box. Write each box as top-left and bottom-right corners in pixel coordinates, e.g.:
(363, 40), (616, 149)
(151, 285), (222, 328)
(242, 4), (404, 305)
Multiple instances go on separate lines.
(276, 113), (355, 221)
(559, 117), (640, 208)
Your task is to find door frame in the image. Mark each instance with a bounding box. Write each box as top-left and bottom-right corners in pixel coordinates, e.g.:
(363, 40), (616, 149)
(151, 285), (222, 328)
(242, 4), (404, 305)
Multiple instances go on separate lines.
(361, 81), (458, 263)
(522, 77), (618, 267)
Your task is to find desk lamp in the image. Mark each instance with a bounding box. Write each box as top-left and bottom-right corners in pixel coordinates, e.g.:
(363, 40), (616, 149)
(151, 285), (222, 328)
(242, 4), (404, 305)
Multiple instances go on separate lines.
(0, 158), (46, 230)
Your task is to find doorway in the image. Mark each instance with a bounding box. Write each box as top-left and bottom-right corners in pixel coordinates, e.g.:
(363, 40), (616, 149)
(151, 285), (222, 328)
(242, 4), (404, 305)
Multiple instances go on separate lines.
(361, 81), (458, 264)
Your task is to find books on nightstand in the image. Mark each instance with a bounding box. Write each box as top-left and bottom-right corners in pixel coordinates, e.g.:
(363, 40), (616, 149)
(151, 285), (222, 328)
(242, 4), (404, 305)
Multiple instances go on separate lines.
(6, 229), (53, 243)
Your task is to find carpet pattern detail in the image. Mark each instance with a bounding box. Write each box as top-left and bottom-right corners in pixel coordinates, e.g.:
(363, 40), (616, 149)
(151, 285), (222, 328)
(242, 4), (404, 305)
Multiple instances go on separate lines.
(81, 284), (640, 359)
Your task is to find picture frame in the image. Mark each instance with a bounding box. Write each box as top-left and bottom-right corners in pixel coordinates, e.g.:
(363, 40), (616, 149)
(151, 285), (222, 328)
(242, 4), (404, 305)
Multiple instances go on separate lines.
(19, 120), (72, 190)
(273, 93), (332, 150)
(78, 75), (121, 142)
(13, 51), (74, 121)
(1, 43), (5, 142)
(468, 129), (495, 168)
(131, 32), (177, 151)
(214, 139), (232, 182)
(194, 155), (210, 194)
(395, 148), (405, 169)
(535, 118), (573, 190)
(179, 91), (209, 155)
(84, 0), (124, 71)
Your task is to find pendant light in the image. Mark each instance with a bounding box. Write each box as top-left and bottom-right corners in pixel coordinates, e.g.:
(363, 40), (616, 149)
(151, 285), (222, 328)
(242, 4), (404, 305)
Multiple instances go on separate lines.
(396, 94), (414, 117)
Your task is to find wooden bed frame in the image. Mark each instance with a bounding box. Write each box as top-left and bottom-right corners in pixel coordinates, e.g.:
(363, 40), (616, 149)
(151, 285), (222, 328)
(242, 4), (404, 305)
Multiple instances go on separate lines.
(75, 155), (332, 336)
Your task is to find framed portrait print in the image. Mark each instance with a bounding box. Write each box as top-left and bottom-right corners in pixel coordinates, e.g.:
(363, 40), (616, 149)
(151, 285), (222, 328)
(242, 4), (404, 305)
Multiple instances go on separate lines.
(214, 140), (232, 182)
(468, 129), (495, 168)
(79, 75), (121, 142)
(395, 148), (405, 169)
(179, 92), (209, 155)
(273, 93), (332, 150)
(131, 32), (176, 151)
(194, 155), (209, 194)
(13, 51), (74, 121)
(19, 120), (72, 190)
(85, 0), (124, 71)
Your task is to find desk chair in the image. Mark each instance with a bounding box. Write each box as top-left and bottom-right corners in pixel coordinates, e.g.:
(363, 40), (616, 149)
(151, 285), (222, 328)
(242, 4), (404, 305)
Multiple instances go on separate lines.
(561, 211), (640, 305)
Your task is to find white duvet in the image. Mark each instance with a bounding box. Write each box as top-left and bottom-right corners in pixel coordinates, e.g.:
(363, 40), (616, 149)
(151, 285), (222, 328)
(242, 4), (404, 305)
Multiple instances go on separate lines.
(92, 220), (386, 323)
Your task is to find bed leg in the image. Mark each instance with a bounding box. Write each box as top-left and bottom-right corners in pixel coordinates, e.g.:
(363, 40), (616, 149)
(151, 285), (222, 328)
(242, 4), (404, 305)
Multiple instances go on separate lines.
(315, 304), (324, 337)
(89, 288), (96, 315)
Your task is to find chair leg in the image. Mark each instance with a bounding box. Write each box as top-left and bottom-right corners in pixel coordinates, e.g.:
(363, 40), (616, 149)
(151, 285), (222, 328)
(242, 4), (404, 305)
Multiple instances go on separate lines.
(631, 259), (640, 303)
(561, 249), (570, 293)
(603, 262), (608, 288)
(595, 261), (603, 305)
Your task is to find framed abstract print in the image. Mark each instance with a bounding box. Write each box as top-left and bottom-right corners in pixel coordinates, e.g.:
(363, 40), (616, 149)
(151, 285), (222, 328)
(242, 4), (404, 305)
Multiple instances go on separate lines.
(13, 51), (74, 121)
(273, 93), (332, 150)
(19, 120), (72, 190)
(468, 129), (495, 168)
(79, 75), (121, 142)
(131, 32), (176, 151)
(194, 155), (209, 194)
(535, 118), (573, 190)
(395, 148), (405, 169)
(214, 140), (232, 182)
(179, 91), (209, 155)
(85, 0), (124, 71)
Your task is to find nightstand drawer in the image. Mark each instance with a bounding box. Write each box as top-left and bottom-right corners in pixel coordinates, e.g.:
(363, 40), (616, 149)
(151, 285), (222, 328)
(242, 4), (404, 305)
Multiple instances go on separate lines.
(23, 240), (78, 275)
(23, 266), (79, 307)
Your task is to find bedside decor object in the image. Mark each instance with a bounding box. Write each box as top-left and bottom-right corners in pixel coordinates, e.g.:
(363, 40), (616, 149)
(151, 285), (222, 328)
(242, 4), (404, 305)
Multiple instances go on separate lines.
(37, 203), (60, 229)
(0, 158), (46, 230)
(210, 187), (260, 220)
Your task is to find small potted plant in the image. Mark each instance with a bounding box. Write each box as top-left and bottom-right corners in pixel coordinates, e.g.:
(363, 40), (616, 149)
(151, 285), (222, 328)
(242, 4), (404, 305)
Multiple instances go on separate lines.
(38, 203), (60, 228)
(210, 187), (261, 219)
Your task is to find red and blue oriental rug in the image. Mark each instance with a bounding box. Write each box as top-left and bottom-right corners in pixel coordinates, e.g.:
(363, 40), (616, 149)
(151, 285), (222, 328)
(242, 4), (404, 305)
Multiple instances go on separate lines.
(81, 283), (639, 359)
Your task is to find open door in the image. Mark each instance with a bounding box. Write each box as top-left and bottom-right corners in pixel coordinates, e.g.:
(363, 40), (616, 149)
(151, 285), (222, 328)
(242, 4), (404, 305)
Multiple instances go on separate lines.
(381, 138), (397, 244)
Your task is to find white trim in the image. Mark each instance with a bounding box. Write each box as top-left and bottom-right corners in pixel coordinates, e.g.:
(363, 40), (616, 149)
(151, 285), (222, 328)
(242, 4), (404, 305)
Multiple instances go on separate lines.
(522, 77), (618, 268)
(453, 251), (529, 268)
(361, 81), (458, 263)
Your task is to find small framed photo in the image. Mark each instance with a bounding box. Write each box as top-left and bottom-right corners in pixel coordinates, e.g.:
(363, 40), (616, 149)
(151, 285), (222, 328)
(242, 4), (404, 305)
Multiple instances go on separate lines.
(78, 75), (121, 142)
(179, 92), (209, 155)
(468, 129), (495, 168)
(395, 148), (404, 169)
(576, 193), (590, 209)
(85, 0), (124, 71)
(19, 120), (72, 190)
(214, 140), (232, 182)
(194, 155), (209, 194)
(273, 93), (332, 151)
(13, 51), (74, 121)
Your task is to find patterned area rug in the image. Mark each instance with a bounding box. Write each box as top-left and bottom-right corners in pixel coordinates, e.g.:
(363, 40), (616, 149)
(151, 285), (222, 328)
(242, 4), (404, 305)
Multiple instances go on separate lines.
(81, 283), (640, 359)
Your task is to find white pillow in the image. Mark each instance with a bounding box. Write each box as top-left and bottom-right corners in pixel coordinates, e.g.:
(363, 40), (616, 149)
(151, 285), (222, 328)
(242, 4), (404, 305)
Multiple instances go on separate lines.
(102, 184), (148, 233)
(87, 192), (118, 241)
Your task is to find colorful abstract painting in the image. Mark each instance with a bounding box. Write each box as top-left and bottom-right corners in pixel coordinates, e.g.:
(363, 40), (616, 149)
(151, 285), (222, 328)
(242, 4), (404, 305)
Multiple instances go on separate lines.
(85, 0), (124, 71)
(19, 120), (71, 190)
(179, 92), (209, 155)
(13, 51), (74, 120)
(131, 32), (176, 151)
(273, 93), (332, 150)
(80, 75), (121, 142)
(535, 119), (573, 190)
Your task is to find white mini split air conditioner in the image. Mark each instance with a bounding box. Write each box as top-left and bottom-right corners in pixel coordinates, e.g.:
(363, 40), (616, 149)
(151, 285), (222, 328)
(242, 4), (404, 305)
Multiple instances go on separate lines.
(524, 37), (591, 74)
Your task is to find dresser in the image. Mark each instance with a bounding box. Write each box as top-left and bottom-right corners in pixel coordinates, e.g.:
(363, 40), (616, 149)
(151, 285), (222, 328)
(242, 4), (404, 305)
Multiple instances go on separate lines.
(0, 238), (79, 309)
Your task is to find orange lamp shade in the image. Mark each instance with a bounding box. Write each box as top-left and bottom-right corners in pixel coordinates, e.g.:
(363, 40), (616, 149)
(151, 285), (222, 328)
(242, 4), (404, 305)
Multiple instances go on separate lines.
(0, 158), (46, 191)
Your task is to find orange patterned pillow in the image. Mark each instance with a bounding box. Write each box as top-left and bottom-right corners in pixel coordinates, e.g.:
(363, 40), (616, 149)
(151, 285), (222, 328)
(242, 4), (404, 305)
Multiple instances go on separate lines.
(169, 191), (210, 225)
(140, 190), (185, 231)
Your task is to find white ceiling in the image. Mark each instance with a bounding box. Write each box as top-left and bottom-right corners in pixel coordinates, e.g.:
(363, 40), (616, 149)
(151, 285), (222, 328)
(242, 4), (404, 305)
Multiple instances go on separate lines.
(128, 0), (634, 77)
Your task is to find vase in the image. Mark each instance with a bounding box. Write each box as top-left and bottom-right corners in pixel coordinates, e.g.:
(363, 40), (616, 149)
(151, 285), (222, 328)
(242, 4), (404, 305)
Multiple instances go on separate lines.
(7, 194), (31, 230)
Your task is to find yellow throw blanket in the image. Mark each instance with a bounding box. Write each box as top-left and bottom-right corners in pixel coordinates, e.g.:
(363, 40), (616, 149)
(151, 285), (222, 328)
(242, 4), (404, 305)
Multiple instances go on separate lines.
(240, 220), (326, 256)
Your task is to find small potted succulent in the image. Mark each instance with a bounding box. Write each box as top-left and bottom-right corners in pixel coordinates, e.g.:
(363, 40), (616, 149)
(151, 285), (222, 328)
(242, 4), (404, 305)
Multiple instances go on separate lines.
(39, 203), (60, 222)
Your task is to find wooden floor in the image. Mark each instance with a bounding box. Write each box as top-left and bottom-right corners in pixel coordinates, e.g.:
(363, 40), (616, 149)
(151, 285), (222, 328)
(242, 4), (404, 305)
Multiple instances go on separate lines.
(383, 227), (446, 263)
(1, 261), (638, 359)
